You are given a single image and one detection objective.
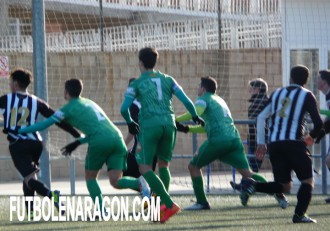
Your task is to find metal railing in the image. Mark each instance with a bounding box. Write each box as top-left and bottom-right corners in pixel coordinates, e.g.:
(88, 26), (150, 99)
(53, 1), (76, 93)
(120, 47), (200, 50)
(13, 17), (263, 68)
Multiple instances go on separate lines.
(1, 119), (327, 195)
(45, 0), (280, 15)
(0, 18), (281, 52)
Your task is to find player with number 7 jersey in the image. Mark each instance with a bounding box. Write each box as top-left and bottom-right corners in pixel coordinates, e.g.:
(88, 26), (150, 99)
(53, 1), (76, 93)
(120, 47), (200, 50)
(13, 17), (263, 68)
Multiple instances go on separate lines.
(20, 79), (148, 215)
(121, 47), (204, 223)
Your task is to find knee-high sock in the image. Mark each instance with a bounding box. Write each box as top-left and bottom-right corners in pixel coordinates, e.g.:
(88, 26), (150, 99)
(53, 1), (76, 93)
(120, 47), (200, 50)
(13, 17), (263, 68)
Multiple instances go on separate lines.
(23, 181), (35, 212)
(27, 179), (50, 197)
(192, 176), (208, 204)
(143, 171), (173, 208)
(86, 179), (103, 206)
(117, 176), (140, 190)
(295, 183), (312, 216)
(159, 167), (171, 192)
(255, 182), (283, 194)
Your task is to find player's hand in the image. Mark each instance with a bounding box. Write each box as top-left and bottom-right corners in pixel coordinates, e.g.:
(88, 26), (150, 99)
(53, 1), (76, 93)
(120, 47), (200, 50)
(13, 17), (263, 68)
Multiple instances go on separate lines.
(304, 134), (314, 146)
(256, 144), (267, 160)
(192, 116), (205, 126)
(315, 129), (326, 144)
(176, 122), (189, 133)
(61, 140), (81, 156)
(128, 121), (139, 135)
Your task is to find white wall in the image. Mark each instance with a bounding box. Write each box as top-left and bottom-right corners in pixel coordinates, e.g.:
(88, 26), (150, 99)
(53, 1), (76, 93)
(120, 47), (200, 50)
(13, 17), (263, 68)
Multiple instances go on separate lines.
(281, 0), (330, 85)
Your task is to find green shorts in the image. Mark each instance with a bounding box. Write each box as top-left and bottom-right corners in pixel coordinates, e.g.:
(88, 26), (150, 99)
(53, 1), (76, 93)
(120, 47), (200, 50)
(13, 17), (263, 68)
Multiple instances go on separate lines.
(190, 137), (250, 170)
(85, 136), (127, 171)
(136, 125), (176, 165)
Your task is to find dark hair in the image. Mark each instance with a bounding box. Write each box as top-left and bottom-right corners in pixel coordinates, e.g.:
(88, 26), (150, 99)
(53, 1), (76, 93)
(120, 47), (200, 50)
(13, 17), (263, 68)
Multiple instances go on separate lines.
(319, 70), (330, 85)
(65, 79), (83, 97)
(128, 77), (136, 85)
(290, 65), (309, 86)
(201, 76), (217, 94)
(249, 78), (268, 94)
(138, 47), (159, 69)
(10, 68), (32, 89)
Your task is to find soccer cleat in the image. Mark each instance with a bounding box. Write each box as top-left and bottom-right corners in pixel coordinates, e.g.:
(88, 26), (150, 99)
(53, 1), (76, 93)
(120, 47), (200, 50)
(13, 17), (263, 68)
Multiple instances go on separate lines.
(292, 214), (317, 223)
(274, 193), (289, 209)
(240, 178), (256, 206)
(230, 181), (242, 192)
(160, 202), (181, 223)
(184, 202), (211, 210)
(325, 197), (330, 203)
(52, 190), (65, 215)
(139, 176), (151, 199)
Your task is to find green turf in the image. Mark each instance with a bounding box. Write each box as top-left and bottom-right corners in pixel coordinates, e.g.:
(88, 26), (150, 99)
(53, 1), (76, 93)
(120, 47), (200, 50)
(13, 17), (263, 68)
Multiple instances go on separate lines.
(0, 194), (329, 231)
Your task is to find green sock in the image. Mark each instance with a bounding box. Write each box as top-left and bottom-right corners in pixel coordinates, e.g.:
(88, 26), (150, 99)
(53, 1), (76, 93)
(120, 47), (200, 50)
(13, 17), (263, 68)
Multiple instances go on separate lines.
(252, 173), (268, 183)
(159, 167), (171, 192)
(143, 171), (173, 208)
(192, 176), (208, 204)
(117, 176), (140, 190)
(86, 179), (103, 206)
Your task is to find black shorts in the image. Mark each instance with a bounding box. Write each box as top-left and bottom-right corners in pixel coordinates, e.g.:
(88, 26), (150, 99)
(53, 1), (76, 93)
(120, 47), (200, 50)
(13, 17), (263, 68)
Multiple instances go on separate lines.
(123, 135), (157, 178)
(123, 153), (157, 178)
(269, 140), (312, 183)
(9, 140), (43, 178)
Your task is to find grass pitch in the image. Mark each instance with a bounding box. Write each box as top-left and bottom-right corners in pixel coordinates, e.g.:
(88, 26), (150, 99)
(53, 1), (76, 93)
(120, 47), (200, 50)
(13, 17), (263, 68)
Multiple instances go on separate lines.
(0, 194), (329, 231)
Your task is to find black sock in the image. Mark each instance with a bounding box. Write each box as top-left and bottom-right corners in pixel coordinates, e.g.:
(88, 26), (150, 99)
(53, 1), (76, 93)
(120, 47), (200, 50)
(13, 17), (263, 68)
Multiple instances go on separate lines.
(295, 183), (312, 216)
(27, 179), (51, 197)
(23, 181), (35, 212)
(255, 182), (283, 194)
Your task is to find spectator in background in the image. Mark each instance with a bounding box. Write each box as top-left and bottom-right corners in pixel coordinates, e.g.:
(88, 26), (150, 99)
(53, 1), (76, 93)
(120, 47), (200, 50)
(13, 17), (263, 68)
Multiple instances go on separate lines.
(247, 78), (269, 172)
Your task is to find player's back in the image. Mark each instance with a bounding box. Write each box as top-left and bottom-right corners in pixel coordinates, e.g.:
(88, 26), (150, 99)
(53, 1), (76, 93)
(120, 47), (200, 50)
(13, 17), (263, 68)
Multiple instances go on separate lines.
(133, 70), (176, 128)
(268, 85), (312, 142)
(1, 92), (46, 141)
(198, 93), (239, 141)
(58, 97), (122, 139)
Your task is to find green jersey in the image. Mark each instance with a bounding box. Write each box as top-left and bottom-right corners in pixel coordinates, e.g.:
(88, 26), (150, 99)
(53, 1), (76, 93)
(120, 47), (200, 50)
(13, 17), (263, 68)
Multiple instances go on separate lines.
(195, 92), (240, 141)
(124, 70), (182, 128)
(52, 97), (122, 142)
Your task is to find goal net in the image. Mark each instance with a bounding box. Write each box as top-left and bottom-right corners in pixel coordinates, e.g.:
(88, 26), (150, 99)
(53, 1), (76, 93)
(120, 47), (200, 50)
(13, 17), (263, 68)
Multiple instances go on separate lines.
(0, 0), (326, 194)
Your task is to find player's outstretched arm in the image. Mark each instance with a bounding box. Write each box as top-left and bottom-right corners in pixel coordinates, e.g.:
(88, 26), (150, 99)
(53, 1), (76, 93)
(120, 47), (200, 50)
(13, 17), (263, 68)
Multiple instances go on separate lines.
(174, 89), (198, 117)
(256, 103), (271, 145)
(120, 95), (135, 123)
(61, 140), (81, 156)
(176, 105), (205, 123)
(121, 96), (140, 135)
(19, 116), (56, 134)
(176, 121), (206, 134)
(174, 90), (205, 126)
(38, 99), (81, 138)
(305, 93), (323, 143)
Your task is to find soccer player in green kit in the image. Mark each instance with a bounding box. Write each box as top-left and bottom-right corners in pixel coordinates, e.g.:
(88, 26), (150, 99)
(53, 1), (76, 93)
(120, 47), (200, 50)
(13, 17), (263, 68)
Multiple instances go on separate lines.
(19, 79), (148, 218)
(176, 76), (270, 209)
(120, 47), (205, 223)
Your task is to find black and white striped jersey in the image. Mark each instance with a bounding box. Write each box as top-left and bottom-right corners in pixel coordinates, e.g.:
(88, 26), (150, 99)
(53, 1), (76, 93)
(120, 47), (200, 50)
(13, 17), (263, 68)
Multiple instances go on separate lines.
(0, 92), (57, 142)
(257, 84), (323, 144)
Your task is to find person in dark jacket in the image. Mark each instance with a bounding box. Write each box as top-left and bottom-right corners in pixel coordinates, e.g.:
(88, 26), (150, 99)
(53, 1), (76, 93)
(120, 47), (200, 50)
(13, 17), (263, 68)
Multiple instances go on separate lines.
(247, 78), (269, 172)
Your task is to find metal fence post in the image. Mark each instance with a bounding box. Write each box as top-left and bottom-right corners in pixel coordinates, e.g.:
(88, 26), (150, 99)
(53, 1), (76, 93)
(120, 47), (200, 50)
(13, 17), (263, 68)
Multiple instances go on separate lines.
(192, 133), (198, 154)
(32, 0), (51, 188)
(70, 158), (76, 195)
(321, 138), (327, 195)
